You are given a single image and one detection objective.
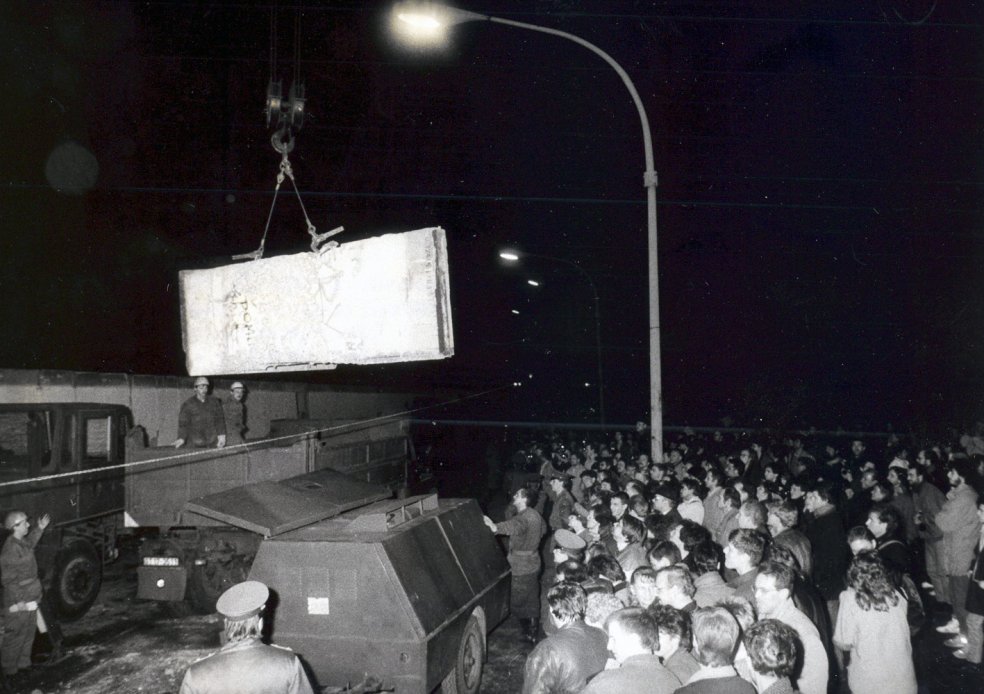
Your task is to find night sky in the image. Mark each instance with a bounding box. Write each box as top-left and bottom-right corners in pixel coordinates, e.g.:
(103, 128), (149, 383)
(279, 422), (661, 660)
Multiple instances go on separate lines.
(1, 1), (982, 430)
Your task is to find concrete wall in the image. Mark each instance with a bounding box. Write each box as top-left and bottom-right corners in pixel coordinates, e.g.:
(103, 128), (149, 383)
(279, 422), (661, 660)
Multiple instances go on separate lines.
(0, 370), (414, 446)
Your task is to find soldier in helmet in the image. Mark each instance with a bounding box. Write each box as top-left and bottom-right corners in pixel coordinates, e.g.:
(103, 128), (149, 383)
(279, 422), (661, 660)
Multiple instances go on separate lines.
(223, 382), (248, 445)
(173, 377), (226, 449)
(178, 580), (314, 694)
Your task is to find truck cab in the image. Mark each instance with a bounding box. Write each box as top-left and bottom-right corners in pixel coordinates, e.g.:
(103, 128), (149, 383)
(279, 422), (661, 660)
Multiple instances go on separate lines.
(0, 403), (129, 618)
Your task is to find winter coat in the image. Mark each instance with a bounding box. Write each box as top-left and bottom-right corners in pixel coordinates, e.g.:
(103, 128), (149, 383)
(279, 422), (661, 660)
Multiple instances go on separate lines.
(935, 484), (981, 575)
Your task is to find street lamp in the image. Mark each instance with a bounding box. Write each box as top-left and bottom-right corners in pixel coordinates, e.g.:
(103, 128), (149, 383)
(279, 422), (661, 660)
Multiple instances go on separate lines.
(501, 249), (605, 424)
(392, 3), (664, 459)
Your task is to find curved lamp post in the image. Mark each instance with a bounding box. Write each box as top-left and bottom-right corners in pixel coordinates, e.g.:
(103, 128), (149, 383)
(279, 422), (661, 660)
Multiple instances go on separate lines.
(393, 3), (663, 459)
(500, 250), (605, 424)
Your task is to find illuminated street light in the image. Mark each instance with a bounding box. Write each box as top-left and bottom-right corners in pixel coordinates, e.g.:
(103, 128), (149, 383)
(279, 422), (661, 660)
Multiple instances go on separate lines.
(499, 251), (520, 261)
(527, 279), (540, 287)
(392, 3), (663, 457)
(511, 309), (520, 315)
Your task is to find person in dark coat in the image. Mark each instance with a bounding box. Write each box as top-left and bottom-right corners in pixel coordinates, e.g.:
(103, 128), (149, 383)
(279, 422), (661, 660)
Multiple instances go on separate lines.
(802, 483), (848, 624)
(744, 619), (802, 694)
(767, 500), (813, 578)
(521, 582), (607, 694)
(866, 502), (911, 584)
(174, 376), (226, 449)
(485, 487), (547, 643)
(673, 607), (756, 693)
(580, 607), (680, 694)
(179, 581), (313, 694)
(650, 604), (700, 684)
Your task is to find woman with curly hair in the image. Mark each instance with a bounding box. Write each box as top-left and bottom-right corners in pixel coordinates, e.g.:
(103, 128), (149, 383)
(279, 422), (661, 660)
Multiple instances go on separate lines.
(832, 550), (916, 694)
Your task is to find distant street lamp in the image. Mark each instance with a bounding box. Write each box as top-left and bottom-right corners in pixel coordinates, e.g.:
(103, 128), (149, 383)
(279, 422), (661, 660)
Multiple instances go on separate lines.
(392, 3), (663, 458)
(501, 249), (605, 424)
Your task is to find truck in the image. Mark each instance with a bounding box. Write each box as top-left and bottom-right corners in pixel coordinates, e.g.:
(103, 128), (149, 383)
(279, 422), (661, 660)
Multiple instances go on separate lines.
(0, 402), (414, 619)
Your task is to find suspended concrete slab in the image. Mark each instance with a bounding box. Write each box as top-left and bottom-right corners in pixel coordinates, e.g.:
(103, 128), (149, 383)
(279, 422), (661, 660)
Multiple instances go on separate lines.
(179, 227), (454, 375)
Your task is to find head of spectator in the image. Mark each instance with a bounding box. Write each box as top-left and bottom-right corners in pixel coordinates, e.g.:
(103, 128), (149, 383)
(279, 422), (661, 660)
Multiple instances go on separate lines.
(738, 500), (767, 531)
(567, 512), (586, 536)
(765, 500), (797, 538)
(859, 469), (878, 491)
(705, 468), (725, 492)
(648, 540), (683, 571)
(651, 462), (672, 483)
(788, 476), (808, 500)
(886, 466), (907, 490)
(650, 604), (693, 660)
(720, 487), (741, 513)
(670, 519), (710, 559)
(651, 482), (681, 515)
(556, 559), (589, 584)
(851, 438), (866, 459)
(691, 540), (725, 577)
(614, 514), (646, 550)
(947, 458), (978, 491)
(229, 381), (246, 402)
(753, 560), (796, 618)
(730, 480), (750, 504)
(755, 481), (774, 502)
(587, 504), (614, 535)
(588, 554), (626, 587)
(691, 606), (741, 667)
(628, 494), (650, 519)
(762, 463), (781, 484)
(546, 581), (588, 628)
(512, 486), (539, 512)
(744, 619), (799, 694)
(580, 469), (597, 490)
(847, 526), (876, 555)
(654, 565), (696, 610)
(605, 608), (659, 664)
(679, 476), (704, 502)
(724, 458), (745, 480)
(846, 550), (900, 611)
(865, 502), (902, 542)
(625, 479), (644, 497)
(718, 595), (757, 635)
(803, 482), (836, 516)
(610, 492), (630, 520)
(765, 543), (801, 575)
(725, 529), (766, 576)
(870, 480), (893, 503)
(585, 591), (624, 630)
(629, 566), (661, 609)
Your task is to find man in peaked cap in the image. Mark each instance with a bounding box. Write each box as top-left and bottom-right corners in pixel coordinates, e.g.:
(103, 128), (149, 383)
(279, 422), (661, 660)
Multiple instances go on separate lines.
(179, 581), (314, 694)
(174, 377), (226, 449)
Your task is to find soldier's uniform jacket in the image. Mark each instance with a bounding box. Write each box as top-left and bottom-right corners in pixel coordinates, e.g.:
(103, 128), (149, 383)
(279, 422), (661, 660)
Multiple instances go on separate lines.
(0, 525), (43, 607)
(496, 507), (547, 576)
(177, 396), (226, 448)
(178, 638), (314, 694)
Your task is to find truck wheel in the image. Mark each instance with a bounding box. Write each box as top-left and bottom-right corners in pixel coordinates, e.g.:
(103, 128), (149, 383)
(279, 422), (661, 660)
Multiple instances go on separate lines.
(187, 559), (248, 615)
(52, 542), (102, 621)
(441, 615), (483, 694)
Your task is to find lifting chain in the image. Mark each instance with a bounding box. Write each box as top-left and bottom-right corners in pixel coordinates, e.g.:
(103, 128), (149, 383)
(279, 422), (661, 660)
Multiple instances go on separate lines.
(232, 127), (343, 261)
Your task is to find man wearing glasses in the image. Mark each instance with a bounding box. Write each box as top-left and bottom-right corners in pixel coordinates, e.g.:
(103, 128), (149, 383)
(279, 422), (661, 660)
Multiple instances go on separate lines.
(0, 511), (50, 683)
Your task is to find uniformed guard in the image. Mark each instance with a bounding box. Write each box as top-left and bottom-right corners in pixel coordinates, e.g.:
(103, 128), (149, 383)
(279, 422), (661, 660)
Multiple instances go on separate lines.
(484, 487), (547, 643)
(178, 581), (314, 694)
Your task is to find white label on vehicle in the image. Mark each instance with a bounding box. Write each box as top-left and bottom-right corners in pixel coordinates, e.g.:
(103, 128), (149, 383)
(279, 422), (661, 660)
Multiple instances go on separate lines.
(307, 597), (330, 615)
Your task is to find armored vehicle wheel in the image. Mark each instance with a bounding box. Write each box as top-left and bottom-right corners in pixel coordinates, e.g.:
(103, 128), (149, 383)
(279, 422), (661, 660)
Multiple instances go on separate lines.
(52, 541), (102, 621)
(442, 615), (483, 694)
(187, 559), (248, 614)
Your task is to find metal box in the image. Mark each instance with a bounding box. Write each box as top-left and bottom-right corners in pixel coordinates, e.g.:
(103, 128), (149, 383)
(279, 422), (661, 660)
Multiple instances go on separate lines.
(187, 475), (510, 693)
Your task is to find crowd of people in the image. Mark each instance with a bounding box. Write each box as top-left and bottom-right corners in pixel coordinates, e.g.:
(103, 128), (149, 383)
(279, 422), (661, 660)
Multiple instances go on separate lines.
(487, 427), (984, 693)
